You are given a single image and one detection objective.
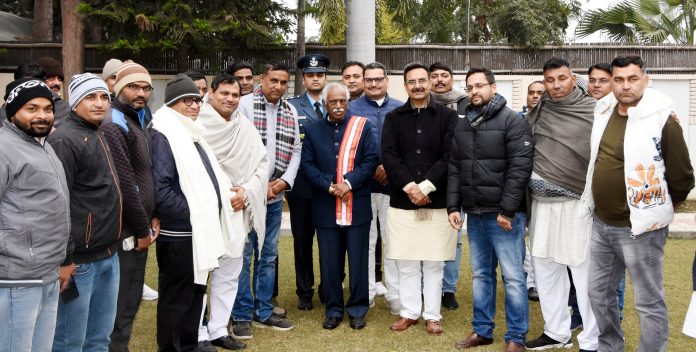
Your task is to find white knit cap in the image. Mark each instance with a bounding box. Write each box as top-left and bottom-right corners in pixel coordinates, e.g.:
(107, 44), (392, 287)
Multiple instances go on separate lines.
(68, 73), (110, 110)
(102, 58), (123, 79)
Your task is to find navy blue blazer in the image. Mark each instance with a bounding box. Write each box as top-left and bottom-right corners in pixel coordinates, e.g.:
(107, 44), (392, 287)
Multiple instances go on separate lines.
(288, 92), (325, 199)
(301, 116), (379, 228)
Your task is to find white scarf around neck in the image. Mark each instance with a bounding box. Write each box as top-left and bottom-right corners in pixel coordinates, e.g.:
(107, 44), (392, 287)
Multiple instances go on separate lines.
(152, 106), (246, 285)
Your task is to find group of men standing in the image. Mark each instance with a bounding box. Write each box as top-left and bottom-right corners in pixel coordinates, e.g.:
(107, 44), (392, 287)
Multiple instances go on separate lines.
(0, 51), (693, 352)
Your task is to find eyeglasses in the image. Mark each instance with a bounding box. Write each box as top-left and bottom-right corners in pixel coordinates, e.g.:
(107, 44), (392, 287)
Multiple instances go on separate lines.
(406, 78), (428, 86)
(364, 77), (386, 84)
(589, 78), (610, 85)
(181, 97), (202, 106)
(466, 82), (491, 91)
(125, 83), (153, 92)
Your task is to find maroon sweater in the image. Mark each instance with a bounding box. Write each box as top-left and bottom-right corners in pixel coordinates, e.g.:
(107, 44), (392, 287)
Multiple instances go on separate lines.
(101, 100), (155, 238)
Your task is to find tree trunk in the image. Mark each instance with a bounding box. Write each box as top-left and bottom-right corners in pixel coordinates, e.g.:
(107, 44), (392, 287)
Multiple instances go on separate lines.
(61, 0), (84, 100)
(177, 44), (189, 73)
(346, 0), (375, 64)
(294, 0), (306, 96)
(33, 0), (53, 41)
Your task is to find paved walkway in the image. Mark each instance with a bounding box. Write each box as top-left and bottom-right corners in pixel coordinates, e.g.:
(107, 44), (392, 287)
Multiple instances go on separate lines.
(280, 212), (696, 239)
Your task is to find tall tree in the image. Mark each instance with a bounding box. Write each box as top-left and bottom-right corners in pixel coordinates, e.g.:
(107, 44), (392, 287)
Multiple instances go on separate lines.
(576, 0), (696, 44)
(61, 0), (84, 95)
(32, 0), (53, 41)
(294, 0), (306, 96)
(80, 0), (293, 72)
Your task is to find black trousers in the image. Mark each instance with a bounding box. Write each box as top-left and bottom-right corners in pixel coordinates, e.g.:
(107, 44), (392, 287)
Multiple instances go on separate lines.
(317, 224), (369, 319)
(109, 246), (148, 352)
(287, 195), (317, 301)
(156, 239), (206, 352)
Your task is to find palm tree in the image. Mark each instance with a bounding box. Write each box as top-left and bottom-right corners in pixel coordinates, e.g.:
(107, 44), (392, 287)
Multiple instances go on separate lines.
(575, 0), (696, 44)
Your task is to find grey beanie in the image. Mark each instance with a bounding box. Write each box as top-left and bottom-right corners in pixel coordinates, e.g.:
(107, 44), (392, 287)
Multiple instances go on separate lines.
(164, 74), (200, 106)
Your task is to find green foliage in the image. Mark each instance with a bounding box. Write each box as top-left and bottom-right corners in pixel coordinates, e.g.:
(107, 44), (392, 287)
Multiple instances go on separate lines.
(313, 0), (580, 47)
(376, 0), (413, 44)
(576, 0), (696, 44)
(80, 0), (293, 56)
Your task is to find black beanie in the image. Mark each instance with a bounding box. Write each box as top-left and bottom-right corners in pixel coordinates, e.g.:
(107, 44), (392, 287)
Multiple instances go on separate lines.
(164, 74), (200, 106)
(4, 78), (55, 120)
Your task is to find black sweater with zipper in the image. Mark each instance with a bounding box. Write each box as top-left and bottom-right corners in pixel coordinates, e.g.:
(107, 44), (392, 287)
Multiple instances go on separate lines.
(47, 112), (122, 264)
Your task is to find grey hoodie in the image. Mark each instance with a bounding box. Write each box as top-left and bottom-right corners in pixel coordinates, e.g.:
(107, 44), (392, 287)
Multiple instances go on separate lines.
(0, 121), (71, 287)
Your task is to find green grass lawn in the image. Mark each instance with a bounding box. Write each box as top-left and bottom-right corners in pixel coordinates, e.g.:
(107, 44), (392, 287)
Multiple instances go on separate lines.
(131, 237), (696, 351)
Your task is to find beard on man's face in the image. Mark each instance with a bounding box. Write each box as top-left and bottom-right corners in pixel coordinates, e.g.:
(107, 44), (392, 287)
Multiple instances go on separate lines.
(15, 117), (53, 137)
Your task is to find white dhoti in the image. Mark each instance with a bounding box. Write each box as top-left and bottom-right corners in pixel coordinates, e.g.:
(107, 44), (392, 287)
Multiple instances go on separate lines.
(386, 207), (456, 321)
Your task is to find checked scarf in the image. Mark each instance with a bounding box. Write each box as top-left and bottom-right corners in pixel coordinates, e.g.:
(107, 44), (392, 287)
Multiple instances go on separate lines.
(252, 86), (296, 179)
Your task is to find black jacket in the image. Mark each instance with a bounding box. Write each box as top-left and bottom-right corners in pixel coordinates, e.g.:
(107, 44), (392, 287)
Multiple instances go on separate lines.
(446, 94), (533, 217)
(101, 100), (155, 238)
(150, 130), (221, 237)
(47, 112), (122, 264)
(381, 98), (458, 209)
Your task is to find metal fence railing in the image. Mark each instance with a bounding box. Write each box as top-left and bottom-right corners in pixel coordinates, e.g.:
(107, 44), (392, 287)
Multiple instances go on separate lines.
(2, 43), (696, 75)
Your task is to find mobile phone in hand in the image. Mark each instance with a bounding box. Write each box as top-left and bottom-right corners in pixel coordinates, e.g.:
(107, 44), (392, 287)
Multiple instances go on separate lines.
(60, 276), (79, 303)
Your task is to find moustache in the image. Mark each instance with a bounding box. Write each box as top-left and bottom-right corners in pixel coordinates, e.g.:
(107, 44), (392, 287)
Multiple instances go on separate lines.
(411, 87), (426, 93)
(435, 83), (445, 87)
(49, 84), (61, 90)
(331, 108), (345, 114)
(31, 118), (51, 125)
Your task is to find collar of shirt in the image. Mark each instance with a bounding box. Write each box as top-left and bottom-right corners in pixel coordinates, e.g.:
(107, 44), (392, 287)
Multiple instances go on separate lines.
(34, 136), (46, 146)
(307, 94), (324, 115)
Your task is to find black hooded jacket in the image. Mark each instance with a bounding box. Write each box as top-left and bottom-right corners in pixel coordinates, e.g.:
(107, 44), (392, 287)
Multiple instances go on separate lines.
(446, 94), (533, 218)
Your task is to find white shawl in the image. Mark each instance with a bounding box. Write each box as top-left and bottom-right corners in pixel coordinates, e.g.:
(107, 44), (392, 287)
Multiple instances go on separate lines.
(152, 106), (246, 285)
(199, 102), (269, 250)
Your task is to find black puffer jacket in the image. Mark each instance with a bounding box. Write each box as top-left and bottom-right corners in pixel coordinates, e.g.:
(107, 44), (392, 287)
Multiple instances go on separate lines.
(446, 94), (533, 217)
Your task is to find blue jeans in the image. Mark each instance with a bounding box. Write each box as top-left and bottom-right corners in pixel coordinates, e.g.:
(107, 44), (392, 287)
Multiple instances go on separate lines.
(443, 225), (463, 293)
(0, 281), (60, 352)
(233, 200), (282, 322)
(588, 216), (669, 352)
(467, 212), (528, 345)
(52, 254), (120, 352)
(617, 273), (626, 321)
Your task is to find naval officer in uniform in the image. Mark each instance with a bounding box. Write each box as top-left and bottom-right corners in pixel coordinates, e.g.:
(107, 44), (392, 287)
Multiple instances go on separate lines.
(287, 53), (330, 310)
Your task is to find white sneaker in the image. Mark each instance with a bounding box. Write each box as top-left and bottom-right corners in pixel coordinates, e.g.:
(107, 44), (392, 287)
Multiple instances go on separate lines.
(375, 282), (388, 296)
(142, 284), (159, 301)
(386, 298), (400, 315)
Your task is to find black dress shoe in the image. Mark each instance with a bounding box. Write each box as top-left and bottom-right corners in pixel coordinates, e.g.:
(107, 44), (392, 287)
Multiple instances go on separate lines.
(195, 340), (217, 352)
(349, 316), (366, 330)
(211, 336), (246, 350)
(297, 298), (313, 310)
(322, 316), (342, 330)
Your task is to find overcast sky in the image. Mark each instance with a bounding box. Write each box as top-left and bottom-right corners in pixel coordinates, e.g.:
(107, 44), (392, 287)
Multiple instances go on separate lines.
(281, 0), (617, 44)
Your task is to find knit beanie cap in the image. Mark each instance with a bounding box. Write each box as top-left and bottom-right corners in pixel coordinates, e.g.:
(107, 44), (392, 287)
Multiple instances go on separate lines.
(68, 73), (110, 110)
(102, 58), (123, 79)
(164, 74), (200, 106)
(37, 57), (64, 80)
(113, 61), (152, 97)
(4, 78), (55, 120)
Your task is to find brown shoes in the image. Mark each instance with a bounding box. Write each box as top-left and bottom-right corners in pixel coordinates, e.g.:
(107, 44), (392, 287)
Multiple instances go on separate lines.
(425, 320), (443, 335)
(503, 340), (525, 352)
(454, 332), (494, 349)
(390, 316), (419, 331)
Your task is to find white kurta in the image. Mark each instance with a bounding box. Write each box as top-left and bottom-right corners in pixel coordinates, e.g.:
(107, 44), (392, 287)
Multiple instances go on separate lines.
(529, 196), (591, 267)
(386, 207), (457, 261)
